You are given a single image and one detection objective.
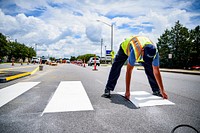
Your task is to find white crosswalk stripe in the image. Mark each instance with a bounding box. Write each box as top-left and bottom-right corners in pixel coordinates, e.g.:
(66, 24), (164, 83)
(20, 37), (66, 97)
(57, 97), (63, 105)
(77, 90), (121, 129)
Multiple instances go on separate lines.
(42, 81), (93, 114)
(0, 82), (40, 108)
(0, 81), (94, 114)
(117, 91), (175, 108)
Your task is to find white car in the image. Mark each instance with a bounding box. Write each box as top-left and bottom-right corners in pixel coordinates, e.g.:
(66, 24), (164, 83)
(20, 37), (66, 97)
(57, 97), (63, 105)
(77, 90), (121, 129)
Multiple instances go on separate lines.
(88, 57), (100, 66)
(31, 57), (40, 63)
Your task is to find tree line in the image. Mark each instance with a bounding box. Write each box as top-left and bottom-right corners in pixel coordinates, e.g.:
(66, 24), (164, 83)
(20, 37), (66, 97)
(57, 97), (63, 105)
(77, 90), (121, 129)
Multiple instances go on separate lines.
(0, 33), (36, 62)
(157, 21), (200, 69)
(71, 54), (98, 63)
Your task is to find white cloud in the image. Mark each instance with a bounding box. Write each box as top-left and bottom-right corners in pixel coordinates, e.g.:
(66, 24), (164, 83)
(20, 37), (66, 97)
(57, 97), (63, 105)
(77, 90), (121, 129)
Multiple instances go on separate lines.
(0, 9), (19, 34)
(86, 24), (102, 42)
(0, 0), (199, 58)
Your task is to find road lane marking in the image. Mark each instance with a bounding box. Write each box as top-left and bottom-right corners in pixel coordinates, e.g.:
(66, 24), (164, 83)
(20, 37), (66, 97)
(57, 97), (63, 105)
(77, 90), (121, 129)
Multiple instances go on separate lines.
(117, 91), (175, 108)
(42, 81), (93, 114)
(96, 79), (104, 85)
(30, 66), (39, 75)
(0, 82), (40, 108)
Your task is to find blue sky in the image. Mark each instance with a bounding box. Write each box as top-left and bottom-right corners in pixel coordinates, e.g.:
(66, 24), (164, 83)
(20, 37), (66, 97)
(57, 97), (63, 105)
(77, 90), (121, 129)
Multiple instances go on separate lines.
(0, 0), (199, 58)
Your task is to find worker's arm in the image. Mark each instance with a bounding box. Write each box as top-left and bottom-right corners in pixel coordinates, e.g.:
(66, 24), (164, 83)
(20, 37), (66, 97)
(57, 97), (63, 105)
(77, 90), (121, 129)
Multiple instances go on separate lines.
(125, 63), (134, 99)
(152, 65), (168, 99)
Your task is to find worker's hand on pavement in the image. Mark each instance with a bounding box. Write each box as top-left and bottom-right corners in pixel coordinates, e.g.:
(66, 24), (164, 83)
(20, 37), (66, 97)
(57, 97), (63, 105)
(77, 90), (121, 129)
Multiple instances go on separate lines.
(125, 92), (130, 100)
(161, 91), (168, 99)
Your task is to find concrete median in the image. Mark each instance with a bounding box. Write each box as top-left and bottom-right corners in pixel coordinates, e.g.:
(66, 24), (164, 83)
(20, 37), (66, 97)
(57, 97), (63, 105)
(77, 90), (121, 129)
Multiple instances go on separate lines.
(0, 66), (39, 83)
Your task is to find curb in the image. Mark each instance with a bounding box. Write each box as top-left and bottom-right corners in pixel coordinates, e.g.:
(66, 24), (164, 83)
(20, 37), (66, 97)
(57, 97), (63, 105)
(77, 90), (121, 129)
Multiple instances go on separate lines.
(137, 68), (200, 75)
(0, 66), (39, 83)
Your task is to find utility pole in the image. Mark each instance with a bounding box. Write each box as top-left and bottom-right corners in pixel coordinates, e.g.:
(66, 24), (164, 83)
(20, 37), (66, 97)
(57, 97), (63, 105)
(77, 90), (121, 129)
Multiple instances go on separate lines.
(105, 45), (107, 64)
(111, 24), (114, 64)
(101, 38), (103, 60)
(96, 20), (114, 64)
(35, 44), (37, 57)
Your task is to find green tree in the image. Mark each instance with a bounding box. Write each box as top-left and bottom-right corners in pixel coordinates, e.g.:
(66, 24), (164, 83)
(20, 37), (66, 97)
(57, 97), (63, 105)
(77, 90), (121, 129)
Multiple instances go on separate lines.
(8, 42), (18, 60)
(49, 57), (55, 61)
(170, 21), (190, 68)
(189, 25), (200, 66)
(7, 39), (36, 62)
(70, 56), (76, 61)
(0, 32), (37, 62)
(77, 54), (96, 63)
(27, 47), (36, 59)
(157, 29), (171, 67)
(157, 21), (190, 68)
(0, 33), (10, 59)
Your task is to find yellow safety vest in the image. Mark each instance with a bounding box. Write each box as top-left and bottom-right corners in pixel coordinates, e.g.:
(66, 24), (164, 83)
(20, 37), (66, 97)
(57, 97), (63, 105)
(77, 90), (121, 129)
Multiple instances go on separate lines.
(121, 36), (156, 62)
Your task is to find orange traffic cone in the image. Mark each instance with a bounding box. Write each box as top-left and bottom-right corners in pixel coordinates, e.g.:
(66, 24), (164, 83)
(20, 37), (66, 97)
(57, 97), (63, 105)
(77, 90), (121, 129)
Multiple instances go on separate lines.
(83, 59), (86, 67)
(12, 60), (14, 66)
(93, 56), (98, 71)
(11, 57), (14, 66)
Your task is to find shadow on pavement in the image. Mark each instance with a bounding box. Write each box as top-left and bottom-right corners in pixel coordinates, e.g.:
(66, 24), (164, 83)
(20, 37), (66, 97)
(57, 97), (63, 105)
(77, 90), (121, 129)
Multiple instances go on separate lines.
(109, 94), (138, 109)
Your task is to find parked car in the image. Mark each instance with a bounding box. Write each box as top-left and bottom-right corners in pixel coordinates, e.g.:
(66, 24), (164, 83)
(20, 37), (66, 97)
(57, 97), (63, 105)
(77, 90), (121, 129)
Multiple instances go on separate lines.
(70, 60), (77, 64)
(55, 58), (62, 63)
(62, 59), (66, 63)
(62, 58), (71, 63)
(184, 64), (200, 70)
(41, 58), (50, 64)
(66, 59), (70, 63)
(88, 57), (100, 66)
(77, 59), (83, 65)
(31, 57), (40, 63)
(191, 65), (200, 70)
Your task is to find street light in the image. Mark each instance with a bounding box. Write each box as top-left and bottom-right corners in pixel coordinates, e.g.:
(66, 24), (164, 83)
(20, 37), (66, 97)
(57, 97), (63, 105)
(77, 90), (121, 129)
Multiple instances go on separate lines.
(35, 44), (37, 57)
(97, 20), (114, 64)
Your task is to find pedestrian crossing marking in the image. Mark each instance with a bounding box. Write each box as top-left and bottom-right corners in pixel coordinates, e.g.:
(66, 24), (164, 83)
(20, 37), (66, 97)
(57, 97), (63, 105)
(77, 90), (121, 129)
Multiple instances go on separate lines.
(0, 82), (40, 108)
(117, 91), (175, 108)
(42, 81), (93, 114)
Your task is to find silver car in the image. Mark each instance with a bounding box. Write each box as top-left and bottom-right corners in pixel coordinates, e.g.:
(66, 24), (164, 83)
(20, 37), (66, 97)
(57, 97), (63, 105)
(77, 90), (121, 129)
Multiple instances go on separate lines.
(88, 57), (100, 66)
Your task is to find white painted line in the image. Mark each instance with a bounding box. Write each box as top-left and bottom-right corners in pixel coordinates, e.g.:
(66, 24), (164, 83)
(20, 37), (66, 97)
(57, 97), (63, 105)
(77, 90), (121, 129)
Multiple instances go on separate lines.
(96, 79), (104, 85)
(0, 82), (40, 108)
(117, 91), (175, 108)
(42, 81), (93, 114)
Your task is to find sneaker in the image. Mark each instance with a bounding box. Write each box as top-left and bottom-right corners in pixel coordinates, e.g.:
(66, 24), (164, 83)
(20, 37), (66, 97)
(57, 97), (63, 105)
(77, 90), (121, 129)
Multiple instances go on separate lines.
(152, 91), (162, 97)
(102, 88), (111, 98)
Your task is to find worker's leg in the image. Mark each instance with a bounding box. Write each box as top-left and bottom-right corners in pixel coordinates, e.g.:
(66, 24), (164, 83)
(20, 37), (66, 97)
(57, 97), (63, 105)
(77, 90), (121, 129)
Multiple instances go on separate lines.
(142, 62), (160, 93)
(105, 46), (128, 91)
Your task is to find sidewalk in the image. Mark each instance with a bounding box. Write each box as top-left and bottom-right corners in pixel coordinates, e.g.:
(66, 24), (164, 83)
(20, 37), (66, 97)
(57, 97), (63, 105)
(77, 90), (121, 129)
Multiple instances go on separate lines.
(136, 67), (200, 75)
(0, 63), (40, 83)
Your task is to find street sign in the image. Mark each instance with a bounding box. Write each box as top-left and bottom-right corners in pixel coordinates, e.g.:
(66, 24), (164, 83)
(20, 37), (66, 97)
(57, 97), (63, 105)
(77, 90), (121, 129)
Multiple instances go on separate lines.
(105, 50), (111, 61)
(106, 50), (112, 55)
(168, 54), (172, 59)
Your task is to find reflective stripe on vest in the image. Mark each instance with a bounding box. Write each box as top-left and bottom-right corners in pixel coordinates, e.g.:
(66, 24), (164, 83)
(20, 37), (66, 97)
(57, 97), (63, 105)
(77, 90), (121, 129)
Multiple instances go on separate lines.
(126, 36), (144, 61)
(129, 37), (143, 61)
(121, 36), (156, 62)
(126, 36), (155, 62)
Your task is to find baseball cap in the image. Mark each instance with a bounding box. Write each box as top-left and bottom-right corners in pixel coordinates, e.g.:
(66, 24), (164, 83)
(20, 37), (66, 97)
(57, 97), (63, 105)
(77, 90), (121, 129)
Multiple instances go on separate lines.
(143, 45), (156, 62)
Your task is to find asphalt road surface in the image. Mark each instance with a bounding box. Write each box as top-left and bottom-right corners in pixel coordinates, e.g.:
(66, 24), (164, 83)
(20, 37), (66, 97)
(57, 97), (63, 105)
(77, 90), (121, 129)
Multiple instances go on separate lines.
(0, 64), (200, 133)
